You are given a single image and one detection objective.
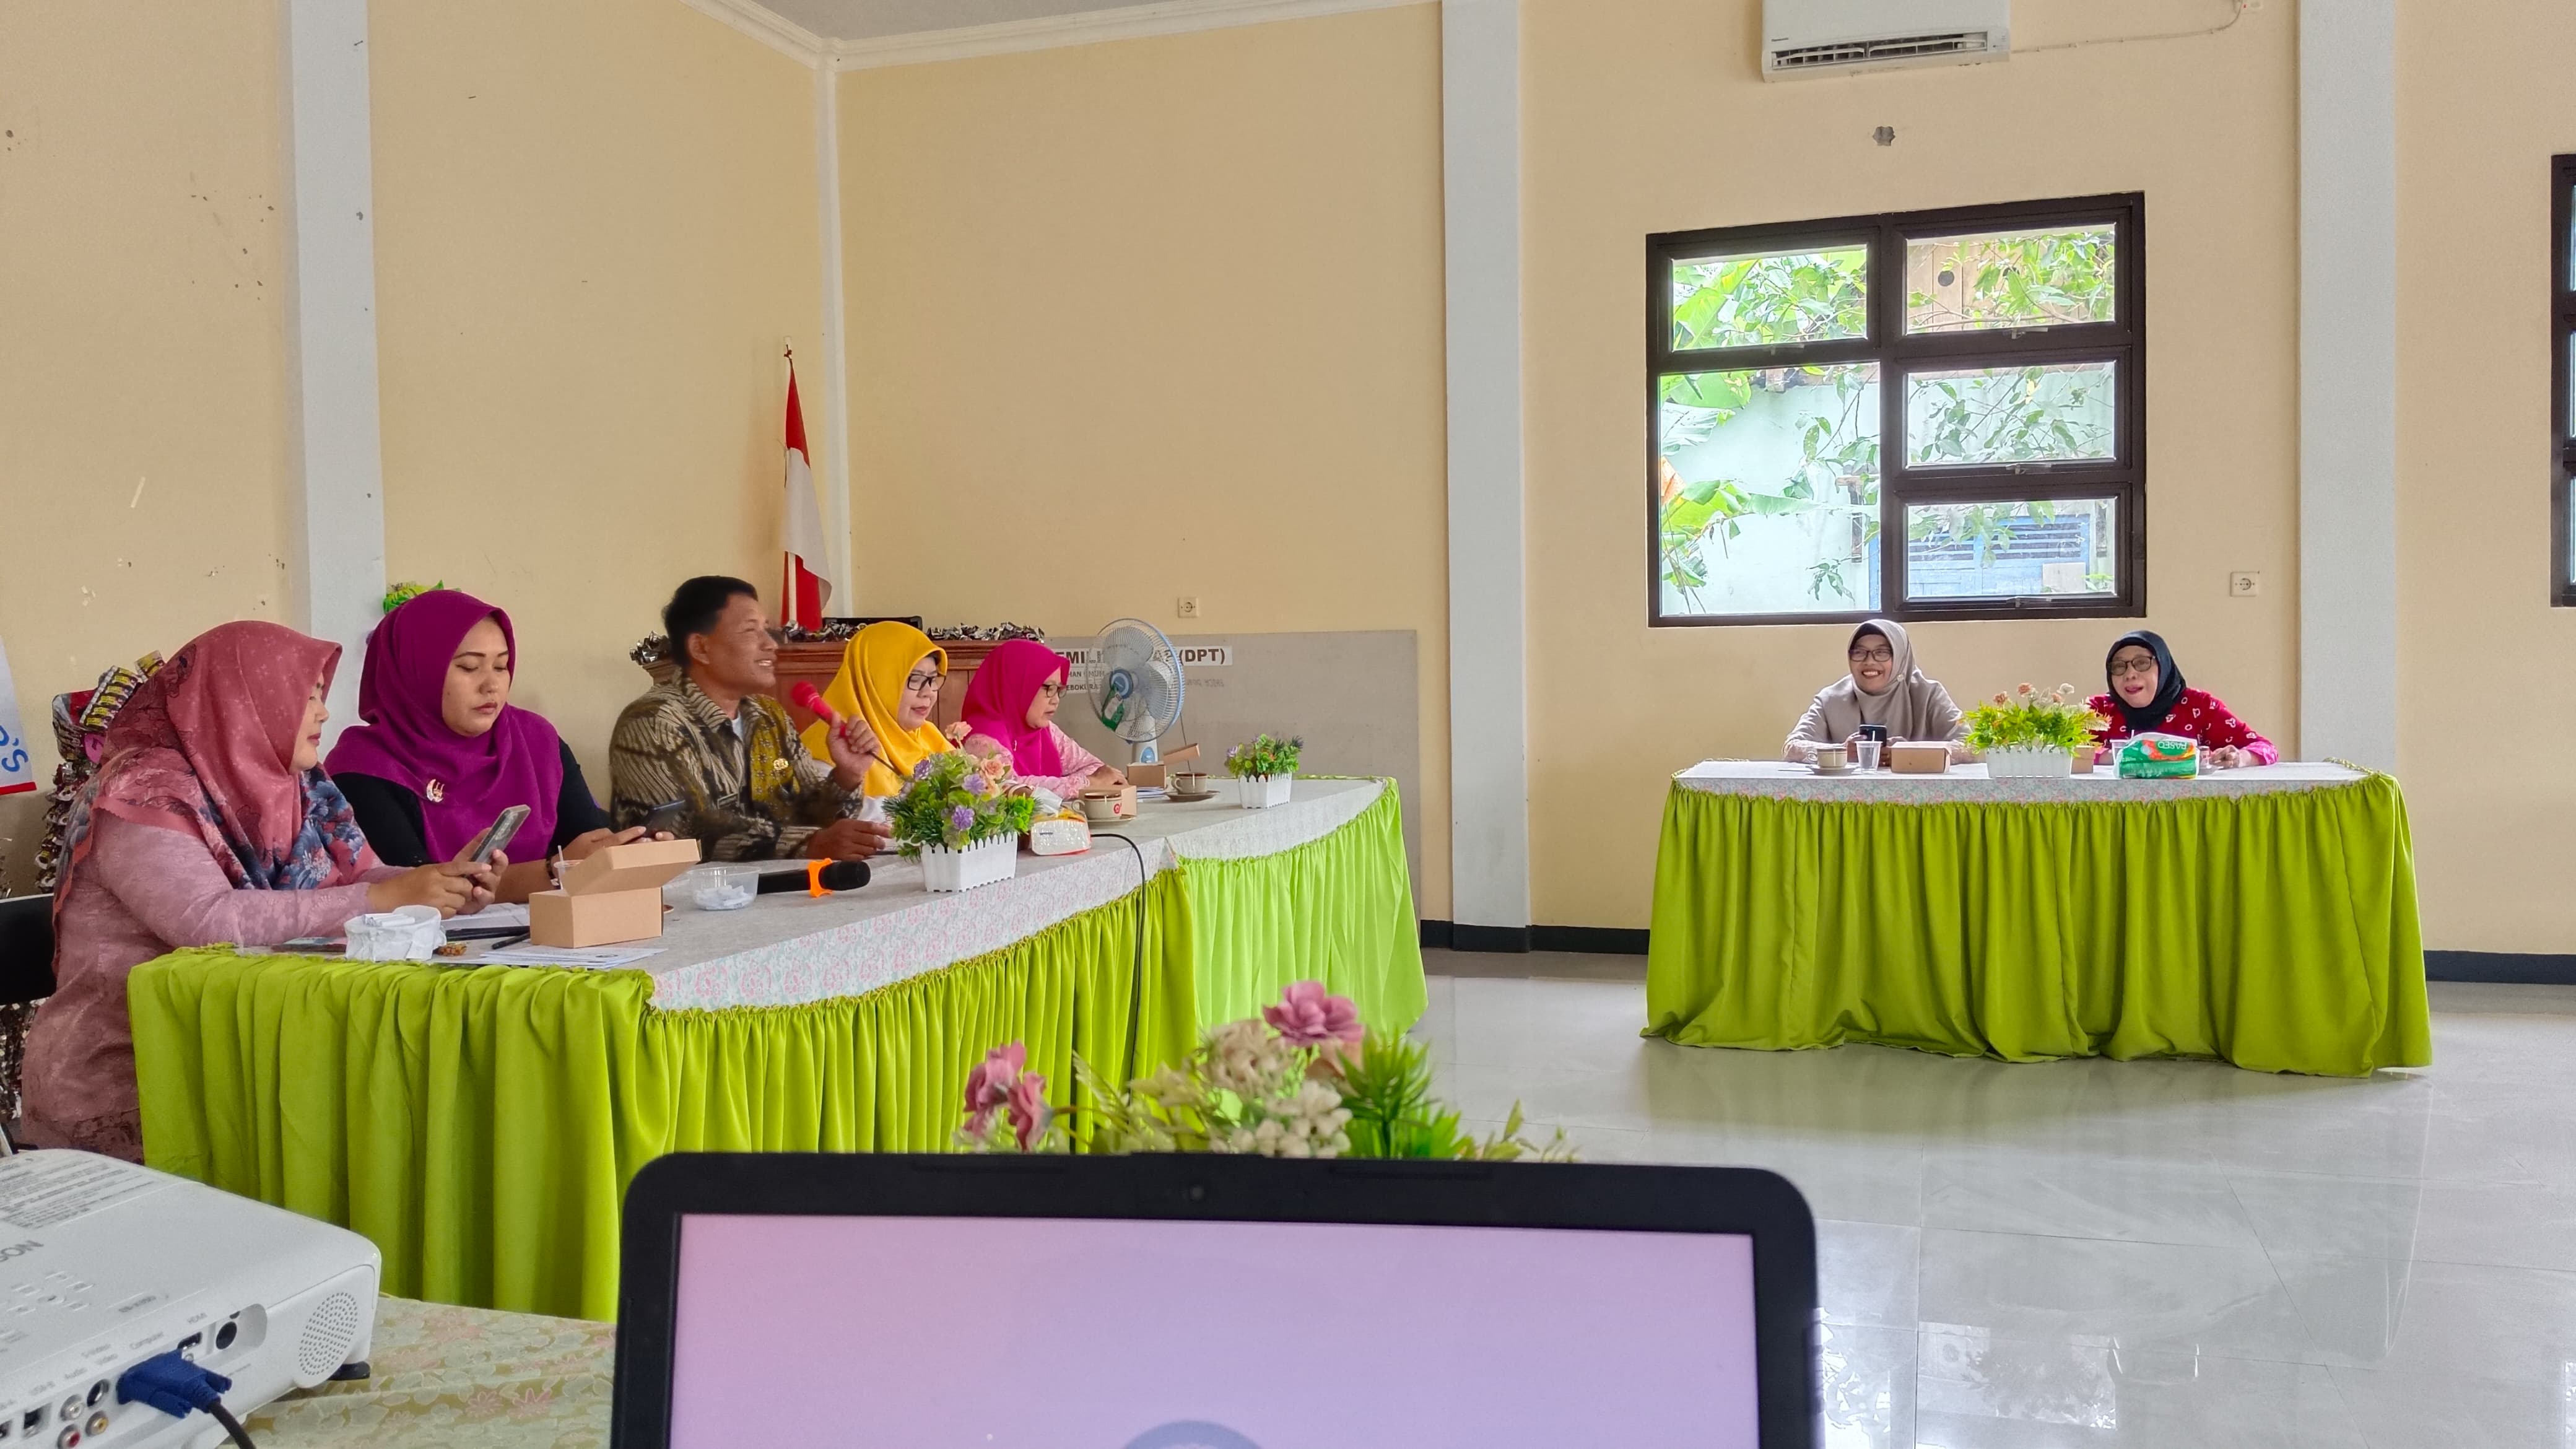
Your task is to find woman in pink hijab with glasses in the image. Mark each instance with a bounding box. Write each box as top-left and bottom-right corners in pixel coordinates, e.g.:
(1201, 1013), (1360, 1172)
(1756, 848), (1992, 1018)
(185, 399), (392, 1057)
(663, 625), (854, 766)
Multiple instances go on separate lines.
(30, 621), (494, 1160)
(956, 640), (1124, 798)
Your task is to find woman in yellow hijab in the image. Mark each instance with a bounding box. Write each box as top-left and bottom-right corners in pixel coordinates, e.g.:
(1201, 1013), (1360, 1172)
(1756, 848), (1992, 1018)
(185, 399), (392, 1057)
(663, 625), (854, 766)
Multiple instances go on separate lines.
(803, 621), (954, 796)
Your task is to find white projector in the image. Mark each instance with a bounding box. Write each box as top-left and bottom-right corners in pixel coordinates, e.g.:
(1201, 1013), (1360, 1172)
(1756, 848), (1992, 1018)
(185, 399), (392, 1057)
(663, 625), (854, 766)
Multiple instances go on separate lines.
(0, 1151), (378, 1449)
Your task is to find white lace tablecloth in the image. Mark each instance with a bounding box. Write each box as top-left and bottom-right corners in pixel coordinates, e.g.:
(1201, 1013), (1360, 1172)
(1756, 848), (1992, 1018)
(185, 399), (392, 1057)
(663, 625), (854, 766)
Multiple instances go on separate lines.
(1674, 759), (2369, 804)
(631, 778), (1384, 1011)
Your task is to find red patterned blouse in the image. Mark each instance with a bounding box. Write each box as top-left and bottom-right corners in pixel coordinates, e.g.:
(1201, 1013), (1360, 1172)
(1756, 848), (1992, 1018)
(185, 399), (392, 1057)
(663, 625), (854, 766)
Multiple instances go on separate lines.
(2085, 687), (2279, 765)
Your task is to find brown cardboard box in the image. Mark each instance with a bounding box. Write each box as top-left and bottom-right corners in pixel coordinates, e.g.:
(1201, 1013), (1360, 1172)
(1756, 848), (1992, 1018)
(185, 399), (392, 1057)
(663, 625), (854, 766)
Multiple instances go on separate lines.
(1889, 741), (1951, 775)
(1124, 743), (1199, 791)
(528, 837), (703, 947)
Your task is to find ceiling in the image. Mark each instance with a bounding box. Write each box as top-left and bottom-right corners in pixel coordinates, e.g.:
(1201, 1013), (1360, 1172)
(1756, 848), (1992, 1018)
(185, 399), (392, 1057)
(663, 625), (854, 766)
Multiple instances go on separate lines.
(756, 0), (1162, 41)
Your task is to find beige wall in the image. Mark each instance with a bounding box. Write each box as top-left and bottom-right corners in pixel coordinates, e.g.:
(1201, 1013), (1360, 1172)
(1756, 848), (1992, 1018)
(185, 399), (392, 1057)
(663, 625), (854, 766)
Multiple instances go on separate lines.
(1523, 0), (2302, 927)
(837, 6), (1456, 915)
(2395, 0), (2576, 953)
(370, 0), (824, 782)
(0, 0), (294, 894)
(9, 0), (2563, 954)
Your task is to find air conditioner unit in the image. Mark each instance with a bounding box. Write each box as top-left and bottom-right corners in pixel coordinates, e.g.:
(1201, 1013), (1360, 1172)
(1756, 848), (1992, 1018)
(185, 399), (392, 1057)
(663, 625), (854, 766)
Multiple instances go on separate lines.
(1762, 0), (2011, 80)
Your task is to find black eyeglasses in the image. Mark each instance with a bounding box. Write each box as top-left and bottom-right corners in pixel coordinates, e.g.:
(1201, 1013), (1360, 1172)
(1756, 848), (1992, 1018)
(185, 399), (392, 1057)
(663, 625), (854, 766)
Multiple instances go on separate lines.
(904, 672), (942, 694)
(1848, 648), (1895, 665)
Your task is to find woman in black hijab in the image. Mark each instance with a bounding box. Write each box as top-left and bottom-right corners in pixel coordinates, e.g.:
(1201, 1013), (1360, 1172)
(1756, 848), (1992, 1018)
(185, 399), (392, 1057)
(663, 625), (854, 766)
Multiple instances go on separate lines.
(2085, 630), (2278, 770)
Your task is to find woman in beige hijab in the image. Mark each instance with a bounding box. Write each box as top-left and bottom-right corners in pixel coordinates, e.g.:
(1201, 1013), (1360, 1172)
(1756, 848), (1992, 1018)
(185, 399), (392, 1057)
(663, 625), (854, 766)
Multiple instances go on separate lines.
(1783, 618), (1968, 765)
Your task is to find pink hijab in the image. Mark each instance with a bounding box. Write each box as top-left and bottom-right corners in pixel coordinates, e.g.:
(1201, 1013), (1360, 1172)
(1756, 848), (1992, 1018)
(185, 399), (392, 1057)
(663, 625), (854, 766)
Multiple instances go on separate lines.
(54, 620), (378, 914)
(325, 590), (564, 861)
(959, 639), (1071, 778)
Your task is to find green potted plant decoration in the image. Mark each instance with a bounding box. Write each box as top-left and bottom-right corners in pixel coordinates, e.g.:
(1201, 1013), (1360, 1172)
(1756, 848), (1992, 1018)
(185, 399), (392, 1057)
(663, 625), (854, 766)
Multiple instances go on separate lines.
(1222, 733), (1303, 810)
(1963, 684), (2108, 778)
(888, 751), (1038, 891)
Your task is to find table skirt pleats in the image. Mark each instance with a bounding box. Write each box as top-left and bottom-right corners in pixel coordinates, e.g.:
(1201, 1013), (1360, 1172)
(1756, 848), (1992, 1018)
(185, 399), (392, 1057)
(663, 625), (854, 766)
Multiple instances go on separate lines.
(131, 786), (1423, 1320)
(1644, 775), (2430, 1077)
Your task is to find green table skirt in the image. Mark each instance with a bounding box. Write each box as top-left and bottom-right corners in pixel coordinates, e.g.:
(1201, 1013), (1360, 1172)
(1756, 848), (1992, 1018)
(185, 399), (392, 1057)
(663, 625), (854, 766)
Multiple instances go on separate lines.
(1643, 776), (2430, 1077)
(132, 785), (1424, 1320)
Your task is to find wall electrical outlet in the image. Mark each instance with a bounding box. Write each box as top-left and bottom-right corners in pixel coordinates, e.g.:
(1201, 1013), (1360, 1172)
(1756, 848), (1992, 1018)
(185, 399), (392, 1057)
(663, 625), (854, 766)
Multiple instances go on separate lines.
(1176, 596), (1201, 619)
(2229, 572), (2262, 598)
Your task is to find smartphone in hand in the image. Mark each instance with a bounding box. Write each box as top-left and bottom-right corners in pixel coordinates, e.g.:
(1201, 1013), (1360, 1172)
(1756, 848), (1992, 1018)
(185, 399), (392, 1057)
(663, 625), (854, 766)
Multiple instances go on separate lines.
(637, 799), (690, 838)
(458, 804), (533, 866)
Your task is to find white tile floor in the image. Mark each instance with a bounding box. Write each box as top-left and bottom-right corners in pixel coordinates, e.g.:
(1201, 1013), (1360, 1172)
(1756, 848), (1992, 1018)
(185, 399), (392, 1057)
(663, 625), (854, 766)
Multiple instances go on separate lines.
(1416, 951), (2576, 1449)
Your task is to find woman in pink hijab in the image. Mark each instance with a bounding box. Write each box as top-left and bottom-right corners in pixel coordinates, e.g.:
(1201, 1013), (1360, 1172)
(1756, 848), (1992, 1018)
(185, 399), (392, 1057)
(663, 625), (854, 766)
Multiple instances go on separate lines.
(30, 621), (494, 1160)
(957, 640), (1123, 798)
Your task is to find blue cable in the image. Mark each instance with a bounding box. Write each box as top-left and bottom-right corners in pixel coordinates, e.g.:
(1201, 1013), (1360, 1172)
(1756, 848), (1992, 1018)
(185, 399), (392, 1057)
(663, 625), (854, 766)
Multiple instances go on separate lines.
(116, 1352), (255, 1448)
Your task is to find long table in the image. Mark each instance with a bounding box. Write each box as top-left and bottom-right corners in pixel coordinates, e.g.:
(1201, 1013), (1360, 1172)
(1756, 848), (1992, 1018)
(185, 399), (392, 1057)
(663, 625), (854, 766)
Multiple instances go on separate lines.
(129, 778), (1424, 1320)
(1644, 762), (2430, 1077)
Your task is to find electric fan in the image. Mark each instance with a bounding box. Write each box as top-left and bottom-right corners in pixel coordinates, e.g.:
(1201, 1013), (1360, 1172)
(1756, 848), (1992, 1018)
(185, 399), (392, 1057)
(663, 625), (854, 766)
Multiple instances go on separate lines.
(1088, 617), (1186, 764)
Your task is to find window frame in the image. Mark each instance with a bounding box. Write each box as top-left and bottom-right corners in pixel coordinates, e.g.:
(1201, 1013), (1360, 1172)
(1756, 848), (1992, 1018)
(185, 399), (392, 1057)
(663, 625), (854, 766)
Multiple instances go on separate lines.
(2554, 156), (2575, 607)
(1646, 193), (2149, 628)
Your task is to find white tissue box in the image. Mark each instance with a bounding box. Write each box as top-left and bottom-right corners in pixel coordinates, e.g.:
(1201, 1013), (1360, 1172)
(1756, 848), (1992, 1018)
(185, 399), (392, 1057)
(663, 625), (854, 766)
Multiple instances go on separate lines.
(343, 905), (445, 962)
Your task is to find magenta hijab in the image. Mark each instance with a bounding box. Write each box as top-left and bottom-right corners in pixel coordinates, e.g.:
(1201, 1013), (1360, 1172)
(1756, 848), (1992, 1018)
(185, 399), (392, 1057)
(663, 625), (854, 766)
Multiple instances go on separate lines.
(959, 639), (1071, 778)
(324, 590), (562, 861)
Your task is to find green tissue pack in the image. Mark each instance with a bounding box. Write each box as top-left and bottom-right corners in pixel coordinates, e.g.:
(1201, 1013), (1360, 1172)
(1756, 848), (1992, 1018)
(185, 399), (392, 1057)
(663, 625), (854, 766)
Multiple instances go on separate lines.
(2117, 733), (2200, 779)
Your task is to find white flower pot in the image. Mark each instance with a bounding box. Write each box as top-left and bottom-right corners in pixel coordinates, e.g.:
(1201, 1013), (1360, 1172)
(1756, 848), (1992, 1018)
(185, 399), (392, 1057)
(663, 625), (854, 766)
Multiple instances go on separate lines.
(920, 835), (1019, 892)
(1236, 773), (1294, 810)
(1984, 744), (2076, 778)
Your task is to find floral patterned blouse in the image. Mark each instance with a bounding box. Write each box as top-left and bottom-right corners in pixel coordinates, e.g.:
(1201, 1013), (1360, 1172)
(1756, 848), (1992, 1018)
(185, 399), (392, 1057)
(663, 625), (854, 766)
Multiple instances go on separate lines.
(2085, 687), (2279, 764)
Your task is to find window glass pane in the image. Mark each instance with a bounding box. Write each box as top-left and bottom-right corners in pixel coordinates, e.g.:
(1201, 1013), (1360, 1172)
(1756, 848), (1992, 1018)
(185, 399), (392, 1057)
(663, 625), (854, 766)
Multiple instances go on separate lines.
(1672, 245), (1868, 351)
(1906, 362), (2117, 468)
(1904, 498), (2119, 601)
(1658, 365), (1881, 617)
(1905, 224), (2116, 333)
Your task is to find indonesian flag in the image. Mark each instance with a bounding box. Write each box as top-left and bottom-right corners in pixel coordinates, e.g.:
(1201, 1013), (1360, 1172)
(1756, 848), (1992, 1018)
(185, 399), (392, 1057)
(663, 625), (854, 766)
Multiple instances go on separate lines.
(780, 359), (834, 629)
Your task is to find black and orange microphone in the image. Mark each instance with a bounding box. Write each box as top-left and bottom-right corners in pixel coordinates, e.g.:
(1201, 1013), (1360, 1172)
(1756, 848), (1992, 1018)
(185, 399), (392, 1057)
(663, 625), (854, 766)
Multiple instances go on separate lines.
(755, 860), (871, 896)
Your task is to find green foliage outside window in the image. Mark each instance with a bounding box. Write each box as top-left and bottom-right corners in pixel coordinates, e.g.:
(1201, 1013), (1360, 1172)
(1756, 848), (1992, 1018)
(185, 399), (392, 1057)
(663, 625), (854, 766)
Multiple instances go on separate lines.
(1658, 225), (2123, 613)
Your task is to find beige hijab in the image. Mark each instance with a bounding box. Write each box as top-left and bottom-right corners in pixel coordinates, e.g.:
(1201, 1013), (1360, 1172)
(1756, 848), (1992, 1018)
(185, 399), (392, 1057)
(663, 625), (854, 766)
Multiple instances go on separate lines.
(1791, 619), (1964, 752)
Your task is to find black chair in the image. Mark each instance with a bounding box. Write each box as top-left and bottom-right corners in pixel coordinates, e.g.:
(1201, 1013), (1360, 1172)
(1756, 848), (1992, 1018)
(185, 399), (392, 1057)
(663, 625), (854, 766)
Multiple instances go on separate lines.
(0, 895), (56, 1134)
(0, 896), (54, 1005)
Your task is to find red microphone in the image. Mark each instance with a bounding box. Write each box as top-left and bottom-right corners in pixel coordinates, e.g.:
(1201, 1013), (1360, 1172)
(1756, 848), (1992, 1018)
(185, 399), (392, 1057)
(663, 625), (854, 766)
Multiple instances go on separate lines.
(790, 681), (837, 724)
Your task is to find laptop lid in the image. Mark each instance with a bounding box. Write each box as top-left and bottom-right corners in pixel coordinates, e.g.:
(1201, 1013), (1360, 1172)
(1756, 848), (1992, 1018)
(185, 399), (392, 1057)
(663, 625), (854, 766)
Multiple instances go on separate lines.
(614, 1153), (1819, 1449)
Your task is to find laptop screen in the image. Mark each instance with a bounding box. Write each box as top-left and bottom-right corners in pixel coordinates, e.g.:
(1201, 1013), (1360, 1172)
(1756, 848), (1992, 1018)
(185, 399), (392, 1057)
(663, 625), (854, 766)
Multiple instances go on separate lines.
(670, 1212), (1762, 1449)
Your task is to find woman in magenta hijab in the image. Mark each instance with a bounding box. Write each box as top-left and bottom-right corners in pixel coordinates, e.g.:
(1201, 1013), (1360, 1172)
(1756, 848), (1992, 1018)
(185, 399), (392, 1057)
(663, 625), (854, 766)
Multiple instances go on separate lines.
(957, 640), (1123, 798)
(329, 590), (643, 903)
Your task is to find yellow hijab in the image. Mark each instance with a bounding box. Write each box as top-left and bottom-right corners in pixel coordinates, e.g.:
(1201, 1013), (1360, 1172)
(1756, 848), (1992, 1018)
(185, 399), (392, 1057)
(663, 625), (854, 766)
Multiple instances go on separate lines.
(803, 621), (952, 796)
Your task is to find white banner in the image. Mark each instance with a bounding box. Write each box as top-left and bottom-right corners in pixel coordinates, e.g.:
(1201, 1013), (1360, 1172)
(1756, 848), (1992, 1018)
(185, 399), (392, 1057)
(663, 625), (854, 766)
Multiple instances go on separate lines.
(1056, 642), (1230, 689)
(0, 639), (32, 796)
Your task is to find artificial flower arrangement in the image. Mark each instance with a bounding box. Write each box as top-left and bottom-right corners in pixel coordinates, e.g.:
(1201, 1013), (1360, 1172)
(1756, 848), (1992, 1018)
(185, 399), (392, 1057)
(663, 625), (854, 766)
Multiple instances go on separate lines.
(1962, 682), (2107, 754)
(1223, 734), (1303, 779)
(959, 980), (1573, 1163)
(887, 749), (1038, 855)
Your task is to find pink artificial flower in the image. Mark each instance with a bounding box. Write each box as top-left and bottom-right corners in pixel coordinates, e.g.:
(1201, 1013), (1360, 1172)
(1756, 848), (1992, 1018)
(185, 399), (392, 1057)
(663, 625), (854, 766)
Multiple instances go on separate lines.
(1263, 980), (1362, 1048)
(964, 1042), (1025, 1134)
(1007, 1070), (1051, 1151)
